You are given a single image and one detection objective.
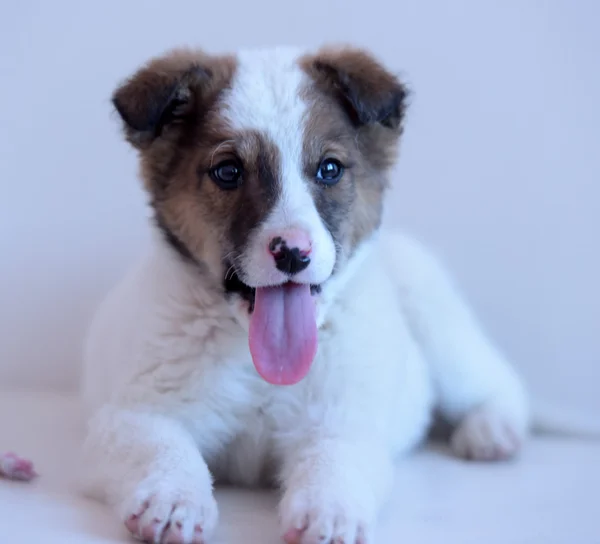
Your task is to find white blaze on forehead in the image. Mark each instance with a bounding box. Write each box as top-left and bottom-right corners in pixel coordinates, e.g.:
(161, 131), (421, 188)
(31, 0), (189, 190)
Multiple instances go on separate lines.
(220, 47), (336, 287)
(222, 47), (307, 153)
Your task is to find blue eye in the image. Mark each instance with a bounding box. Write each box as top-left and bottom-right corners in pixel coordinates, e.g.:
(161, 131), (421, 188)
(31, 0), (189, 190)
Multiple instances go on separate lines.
(316, 158), (344, 185)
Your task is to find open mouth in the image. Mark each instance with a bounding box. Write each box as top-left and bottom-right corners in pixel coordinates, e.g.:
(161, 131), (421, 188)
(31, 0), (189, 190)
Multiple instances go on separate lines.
(223, 264), (322, 386)
(223, 266), (322, 314)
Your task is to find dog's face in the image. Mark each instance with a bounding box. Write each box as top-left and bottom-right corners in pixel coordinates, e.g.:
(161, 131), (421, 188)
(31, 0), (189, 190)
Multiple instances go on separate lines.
(113, 45), (407, 384)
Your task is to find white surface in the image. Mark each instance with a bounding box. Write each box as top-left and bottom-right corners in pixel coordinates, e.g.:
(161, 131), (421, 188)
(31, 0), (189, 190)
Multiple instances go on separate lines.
(0, 2), (599, 416)
(0, 2), (598, 543)
(1, 391), (598, 543)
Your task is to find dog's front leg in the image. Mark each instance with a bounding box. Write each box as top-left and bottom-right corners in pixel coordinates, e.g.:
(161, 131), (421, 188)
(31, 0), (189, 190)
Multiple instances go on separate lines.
(81, 405), (218, 544)
(277, 435), (393, 544)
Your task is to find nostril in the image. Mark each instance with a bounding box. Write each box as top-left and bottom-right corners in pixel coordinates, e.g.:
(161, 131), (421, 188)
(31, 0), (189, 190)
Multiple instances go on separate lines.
(274, 247), (310, 265)
(273, 247), (310, 261)
(268, 234), (312, 258)
(292, 248), (311, 264)
(268, 236), (284, 255)
(273, 245), (311, 275)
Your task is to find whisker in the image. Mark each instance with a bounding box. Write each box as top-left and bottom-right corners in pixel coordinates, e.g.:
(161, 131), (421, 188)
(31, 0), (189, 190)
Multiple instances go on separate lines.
(224, 265), (237, 281)
(221, 250), (245, 282)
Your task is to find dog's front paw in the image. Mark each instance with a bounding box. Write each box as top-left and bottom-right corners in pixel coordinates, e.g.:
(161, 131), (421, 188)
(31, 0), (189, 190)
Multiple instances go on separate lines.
(450, 405), (525, 461)
(121, 478), (218, 544)
(279, 486), (371, 544)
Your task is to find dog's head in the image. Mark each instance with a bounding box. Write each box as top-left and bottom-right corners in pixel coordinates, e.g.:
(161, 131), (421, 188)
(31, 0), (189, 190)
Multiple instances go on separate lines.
(113, 45), (408, 384)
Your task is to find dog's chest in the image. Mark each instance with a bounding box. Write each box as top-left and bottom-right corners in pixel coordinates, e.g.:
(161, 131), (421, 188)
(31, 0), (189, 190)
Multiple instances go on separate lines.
(211, 387), (312, 487)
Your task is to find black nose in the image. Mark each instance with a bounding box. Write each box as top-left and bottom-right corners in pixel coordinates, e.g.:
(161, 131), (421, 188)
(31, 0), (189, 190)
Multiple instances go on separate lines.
(274, 245), (311, 275)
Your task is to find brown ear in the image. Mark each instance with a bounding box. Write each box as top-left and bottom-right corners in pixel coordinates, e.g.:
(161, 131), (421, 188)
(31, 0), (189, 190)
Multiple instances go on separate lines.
(304, 47), (408, 130)
(112, 50), (212, 148)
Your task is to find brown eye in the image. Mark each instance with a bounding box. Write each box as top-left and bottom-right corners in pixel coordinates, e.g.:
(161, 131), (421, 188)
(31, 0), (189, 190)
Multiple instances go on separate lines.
(209, 160), (243, 189)
(316, 158), (344, 185)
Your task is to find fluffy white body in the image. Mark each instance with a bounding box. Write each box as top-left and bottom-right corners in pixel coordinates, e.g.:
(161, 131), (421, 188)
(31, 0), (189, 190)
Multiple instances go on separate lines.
(81, 228), (528, 543)
(81, 46), (529, 544)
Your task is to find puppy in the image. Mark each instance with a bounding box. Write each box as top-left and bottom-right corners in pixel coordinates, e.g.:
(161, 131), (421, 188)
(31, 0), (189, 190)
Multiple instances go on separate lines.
(80, 45), (529, 544)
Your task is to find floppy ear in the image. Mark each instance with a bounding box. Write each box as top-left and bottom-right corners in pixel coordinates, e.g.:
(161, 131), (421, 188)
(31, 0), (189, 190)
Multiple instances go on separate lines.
(112, 50), (211, 149)
(305, 46), (408, 131)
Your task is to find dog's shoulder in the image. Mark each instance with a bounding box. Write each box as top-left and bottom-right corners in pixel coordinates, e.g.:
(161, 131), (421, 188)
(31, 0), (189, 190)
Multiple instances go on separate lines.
(82, 236), (248, 409)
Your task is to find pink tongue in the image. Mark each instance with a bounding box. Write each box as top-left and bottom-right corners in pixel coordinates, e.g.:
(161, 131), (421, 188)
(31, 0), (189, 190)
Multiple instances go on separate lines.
(249, 283), (317, 385)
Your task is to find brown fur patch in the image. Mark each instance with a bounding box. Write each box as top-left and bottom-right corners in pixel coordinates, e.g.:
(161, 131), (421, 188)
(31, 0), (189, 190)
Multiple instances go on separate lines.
(156, 126), (282, 278)
(301, 46), (408, 131)
(112, 50), (238, 283)
(112, 48), (287, 288)
(300, 46), (408, 262)
(113, 49), (236, 151)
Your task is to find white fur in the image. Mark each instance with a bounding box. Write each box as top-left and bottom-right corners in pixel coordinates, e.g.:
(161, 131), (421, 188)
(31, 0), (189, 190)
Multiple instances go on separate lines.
(80, 48), (530, 544)
(222, 48), (337, 289)
(80, 227), (528, 543)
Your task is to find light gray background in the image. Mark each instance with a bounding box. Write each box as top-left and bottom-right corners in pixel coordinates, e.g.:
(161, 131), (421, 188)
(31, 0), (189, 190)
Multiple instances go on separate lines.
(1, 1), (598, 414)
